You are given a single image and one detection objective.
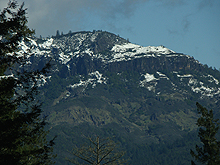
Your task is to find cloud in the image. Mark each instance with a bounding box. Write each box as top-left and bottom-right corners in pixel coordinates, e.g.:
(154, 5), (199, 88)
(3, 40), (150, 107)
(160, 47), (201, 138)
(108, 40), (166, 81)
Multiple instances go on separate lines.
(29, 0), (150, 36)
(198, 0), (214, 10)
(181, 13), (194, 32)
(1, 0), (152, 36)
(157, 0), (186, 7)
(0, 0), (215, 37)
(165, 0), (216, 35)
(0, 0), (189, 37)
(182, 0), (215, 32)
(0, 1), (8, 9)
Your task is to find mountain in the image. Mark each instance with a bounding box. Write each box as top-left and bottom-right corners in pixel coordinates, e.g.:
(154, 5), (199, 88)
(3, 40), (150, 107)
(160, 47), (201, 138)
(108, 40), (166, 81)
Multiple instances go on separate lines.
(18, 30), (220, 164)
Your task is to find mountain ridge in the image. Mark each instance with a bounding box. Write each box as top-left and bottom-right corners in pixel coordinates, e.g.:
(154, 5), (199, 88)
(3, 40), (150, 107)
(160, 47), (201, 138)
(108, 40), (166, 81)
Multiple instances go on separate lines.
(15, 30), (220, 164)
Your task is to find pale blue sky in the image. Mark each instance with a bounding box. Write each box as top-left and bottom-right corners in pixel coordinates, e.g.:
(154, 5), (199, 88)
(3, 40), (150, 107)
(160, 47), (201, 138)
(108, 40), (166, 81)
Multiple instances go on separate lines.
(1, 0), (219, 69)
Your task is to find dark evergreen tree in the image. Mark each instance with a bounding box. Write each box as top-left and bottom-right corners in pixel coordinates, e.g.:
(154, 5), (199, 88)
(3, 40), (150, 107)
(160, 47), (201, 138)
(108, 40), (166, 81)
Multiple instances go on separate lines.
(0, 1), (56, 164)
(190, 102), (220, 165)
(56, 30), (60, 36)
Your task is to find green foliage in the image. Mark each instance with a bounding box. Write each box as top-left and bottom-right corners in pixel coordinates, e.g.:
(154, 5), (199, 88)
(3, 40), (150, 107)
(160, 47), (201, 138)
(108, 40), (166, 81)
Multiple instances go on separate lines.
(49, 122), (204, 165)
(0, 1), (56, 164)
(190, 102), (220, 165)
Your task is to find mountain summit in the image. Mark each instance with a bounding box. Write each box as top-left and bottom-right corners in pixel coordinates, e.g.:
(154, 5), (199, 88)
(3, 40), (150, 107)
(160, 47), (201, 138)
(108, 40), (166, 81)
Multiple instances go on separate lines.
(21, 30), (220, 98)
(18, 30), (220, 164)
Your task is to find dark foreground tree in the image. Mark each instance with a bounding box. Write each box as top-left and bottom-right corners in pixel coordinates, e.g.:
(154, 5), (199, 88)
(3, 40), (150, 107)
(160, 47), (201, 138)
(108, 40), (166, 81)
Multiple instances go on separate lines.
(0, 1), (56, 164)
(190, 102), (220, 165)
(68, 136), (126, 165)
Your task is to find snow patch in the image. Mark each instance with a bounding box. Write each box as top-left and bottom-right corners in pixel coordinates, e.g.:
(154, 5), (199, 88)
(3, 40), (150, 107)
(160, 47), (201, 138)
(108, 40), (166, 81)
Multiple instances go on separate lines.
(188, 78), (220, 97)
(69, 71), (107, 90)
(207, 75), (219, 85)
(90, 33), (99, 42)
(140, 73), (158, 92)
(177, 74), (193, 78)
(147, 85), (156, 91)
(0, 74), (14, 79)
(19, 40), (29, 53)
(142, 73), (157, 83)
(109, 43), (175, 63)
(157, 72), (169, 80)
(39, 38), (53, 49)
(140, 72), (171, 91)
(37, 75), (51, 87)
(59, 52), (71, 64)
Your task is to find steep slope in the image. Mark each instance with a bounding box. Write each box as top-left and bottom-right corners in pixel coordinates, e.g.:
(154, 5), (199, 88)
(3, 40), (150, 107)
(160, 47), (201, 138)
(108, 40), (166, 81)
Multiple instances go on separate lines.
(17, 30), (220, 164)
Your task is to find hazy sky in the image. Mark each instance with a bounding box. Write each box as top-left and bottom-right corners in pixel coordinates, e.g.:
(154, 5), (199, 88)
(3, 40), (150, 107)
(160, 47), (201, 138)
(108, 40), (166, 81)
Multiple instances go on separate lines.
(1, 0), (220, 69)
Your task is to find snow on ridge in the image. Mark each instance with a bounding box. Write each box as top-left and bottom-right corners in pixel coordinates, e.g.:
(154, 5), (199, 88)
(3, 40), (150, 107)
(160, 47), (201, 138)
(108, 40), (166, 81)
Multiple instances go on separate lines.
(17, 37), (53, 59)
(112, 43), (140, 52)
(112, 43), (175, 54)
(73, 33), (89, 50)
(17, 35), (190, 65)
(39, 38), (53, 49)
(108, 43), (176, 63)
(90, 32), (99, 42)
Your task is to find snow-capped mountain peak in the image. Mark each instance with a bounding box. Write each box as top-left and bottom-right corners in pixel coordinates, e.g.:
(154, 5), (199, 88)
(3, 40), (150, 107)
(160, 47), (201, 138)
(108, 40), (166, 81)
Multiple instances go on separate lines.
(16, 31), (220, 99)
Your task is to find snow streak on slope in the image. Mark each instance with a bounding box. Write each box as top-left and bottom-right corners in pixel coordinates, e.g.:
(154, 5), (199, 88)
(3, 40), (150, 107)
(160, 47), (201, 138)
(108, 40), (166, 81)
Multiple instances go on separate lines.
(139, 71), (220, 97)
(68, 71), (107, 90)
(139, 73), (158, 91)
(18, 38), (53, 59)
(188, 77), (220, 97)
(140, 72), (171, 92)
(175, 72), (220, 97)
